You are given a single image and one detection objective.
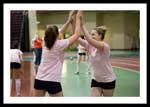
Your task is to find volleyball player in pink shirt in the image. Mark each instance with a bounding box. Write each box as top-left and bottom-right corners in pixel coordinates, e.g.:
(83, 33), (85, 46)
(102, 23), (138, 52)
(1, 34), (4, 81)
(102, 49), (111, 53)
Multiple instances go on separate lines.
(77, 13), (116, 96)
(33, 11), (82, 97)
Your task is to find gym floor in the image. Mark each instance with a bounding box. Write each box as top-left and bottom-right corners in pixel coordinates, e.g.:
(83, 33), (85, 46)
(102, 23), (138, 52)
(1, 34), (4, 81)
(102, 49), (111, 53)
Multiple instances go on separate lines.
(11, 51), (140, 97)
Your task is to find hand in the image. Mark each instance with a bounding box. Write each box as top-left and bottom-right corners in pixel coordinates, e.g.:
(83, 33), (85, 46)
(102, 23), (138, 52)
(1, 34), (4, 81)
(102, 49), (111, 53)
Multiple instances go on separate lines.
(68, 10), (77, 23)
(69, 10), (77, 17)
(76, 11), (84, 26)
(76, 10), (83, 19)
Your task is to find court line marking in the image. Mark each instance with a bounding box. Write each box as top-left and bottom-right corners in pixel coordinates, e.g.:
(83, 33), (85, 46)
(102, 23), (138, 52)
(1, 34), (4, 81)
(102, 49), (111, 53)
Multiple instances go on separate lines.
(111, 59), (139, 64)
(111, 57), (139, 60)
(112, 66), (139, 73)
(111, 62), (139, 67)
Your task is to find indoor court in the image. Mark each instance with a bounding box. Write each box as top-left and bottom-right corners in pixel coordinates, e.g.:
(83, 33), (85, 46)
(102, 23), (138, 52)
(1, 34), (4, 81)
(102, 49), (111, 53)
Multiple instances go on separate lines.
(4, 3), (148, 104)
(7, 5), (144, 101)
(11, 51), (140, 97)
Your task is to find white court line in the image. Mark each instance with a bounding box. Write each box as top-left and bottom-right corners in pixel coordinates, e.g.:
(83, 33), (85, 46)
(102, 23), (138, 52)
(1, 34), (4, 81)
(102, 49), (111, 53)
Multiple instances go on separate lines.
(111, 62), (139, 67)
(113, 66), (139, 73)
(111, 57), (139, 60)
(111, 59), (139, 64)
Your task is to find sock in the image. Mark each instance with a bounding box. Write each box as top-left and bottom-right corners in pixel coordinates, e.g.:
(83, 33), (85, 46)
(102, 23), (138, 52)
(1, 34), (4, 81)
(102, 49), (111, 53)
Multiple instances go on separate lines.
(16, 79), (21, 96)
(10, 79), (12, 92)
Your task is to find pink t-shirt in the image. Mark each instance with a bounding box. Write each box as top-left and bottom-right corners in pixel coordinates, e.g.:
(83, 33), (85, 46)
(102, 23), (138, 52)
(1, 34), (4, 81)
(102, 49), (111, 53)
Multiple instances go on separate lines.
(10, 49), (23, 63)
(83, 40), (116, 82)
(36, 39), (69, 82)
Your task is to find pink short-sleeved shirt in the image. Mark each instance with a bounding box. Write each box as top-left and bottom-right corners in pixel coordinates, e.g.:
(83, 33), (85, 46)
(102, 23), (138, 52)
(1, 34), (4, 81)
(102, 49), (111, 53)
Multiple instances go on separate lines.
(35, 39), (69, 82)
(84, 40), (116, 82)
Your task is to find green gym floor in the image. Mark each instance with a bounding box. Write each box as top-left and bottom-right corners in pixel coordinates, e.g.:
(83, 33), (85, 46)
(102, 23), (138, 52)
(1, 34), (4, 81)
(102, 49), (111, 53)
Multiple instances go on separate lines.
(45, 60), (139, 97)
(11, 51), (140, 97)
(46, 60), (140, 97)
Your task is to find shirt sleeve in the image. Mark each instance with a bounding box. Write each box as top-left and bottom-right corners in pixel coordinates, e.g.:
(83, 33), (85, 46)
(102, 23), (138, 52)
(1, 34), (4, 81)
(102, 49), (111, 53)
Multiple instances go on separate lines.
(57, 39), (69, 51)
(100, 42), (110, 54)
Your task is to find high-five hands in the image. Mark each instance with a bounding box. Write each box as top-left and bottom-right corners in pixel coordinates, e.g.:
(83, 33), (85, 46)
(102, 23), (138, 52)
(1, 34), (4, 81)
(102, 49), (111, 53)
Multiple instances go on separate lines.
(68, 10), (78, 23)
(76, 10), (83, 19)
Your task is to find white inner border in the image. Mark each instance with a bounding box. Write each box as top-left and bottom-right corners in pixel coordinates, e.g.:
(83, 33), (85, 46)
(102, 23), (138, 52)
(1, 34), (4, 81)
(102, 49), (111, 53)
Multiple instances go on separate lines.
(4, 3), (147, 104)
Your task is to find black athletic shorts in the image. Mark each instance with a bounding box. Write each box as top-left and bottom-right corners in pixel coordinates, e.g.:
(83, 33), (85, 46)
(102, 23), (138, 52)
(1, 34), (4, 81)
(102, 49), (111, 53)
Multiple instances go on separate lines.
(91, 79), (116, 89)
(34, 79), (62, 94)
(78, 53), (86, 55)
(11, 62), (21, 69)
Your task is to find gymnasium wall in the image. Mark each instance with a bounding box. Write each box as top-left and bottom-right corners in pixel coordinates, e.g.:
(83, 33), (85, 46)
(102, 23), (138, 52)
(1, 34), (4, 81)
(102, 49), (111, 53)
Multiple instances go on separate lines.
(96, 11), (139, 50)
(28, 11), (139, 50)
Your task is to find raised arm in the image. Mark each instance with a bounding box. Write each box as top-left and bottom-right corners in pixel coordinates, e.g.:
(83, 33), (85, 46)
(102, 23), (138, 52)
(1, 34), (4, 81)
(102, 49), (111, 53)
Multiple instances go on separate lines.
(81, 20), (104, 50)
(68, 11), (82, 46)
(77, 38), (87, 47)
(70, 11), (87, 47)
(59, 10), (77, 38)
(70, 11), (77, 34)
